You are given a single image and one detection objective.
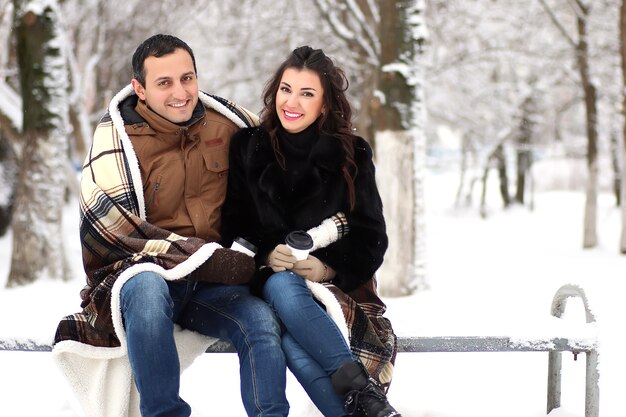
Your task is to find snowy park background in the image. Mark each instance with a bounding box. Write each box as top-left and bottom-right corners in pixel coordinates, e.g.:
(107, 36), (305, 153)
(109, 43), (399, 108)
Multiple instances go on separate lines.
(1, 168), (625, 417)
(2, 0), (626, 416)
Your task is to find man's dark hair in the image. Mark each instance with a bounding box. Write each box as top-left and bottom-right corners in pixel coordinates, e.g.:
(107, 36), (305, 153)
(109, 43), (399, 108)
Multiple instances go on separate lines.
(131, 34), (197, 86)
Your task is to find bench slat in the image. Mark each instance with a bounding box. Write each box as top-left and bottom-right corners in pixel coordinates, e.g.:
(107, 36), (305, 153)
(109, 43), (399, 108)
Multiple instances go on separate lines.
(0, 335), (596, 354)
(397, 335), (596, 353)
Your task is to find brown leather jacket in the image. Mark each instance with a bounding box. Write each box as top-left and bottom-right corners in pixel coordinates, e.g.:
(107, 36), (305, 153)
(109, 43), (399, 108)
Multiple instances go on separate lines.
(127, 99), (238, 241)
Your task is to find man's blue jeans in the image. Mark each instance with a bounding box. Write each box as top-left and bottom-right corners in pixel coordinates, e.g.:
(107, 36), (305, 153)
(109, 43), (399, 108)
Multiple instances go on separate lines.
(263, 271), (354, 417)
(120, 272), (289, 417)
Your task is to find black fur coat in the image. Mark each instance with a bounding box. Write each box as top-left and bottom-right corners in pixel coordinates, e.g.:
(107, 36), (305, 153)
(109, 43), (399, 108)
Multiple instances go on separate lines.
(221, 126), (388, 293)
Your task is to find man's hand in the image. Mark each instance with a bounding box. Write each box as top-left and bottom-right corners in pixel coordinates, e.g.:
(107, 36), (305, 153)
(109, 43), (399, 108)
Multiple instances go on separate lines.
(292, 255), (334, 282)
(195, 248), (255, 285)
(267, 244), (297, 272)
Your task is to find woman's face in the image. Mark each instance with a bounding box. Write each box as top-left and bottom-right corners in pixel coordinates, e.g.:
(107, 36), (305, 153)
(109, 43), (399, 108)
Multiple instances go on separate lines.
(275, 67), (325, 134)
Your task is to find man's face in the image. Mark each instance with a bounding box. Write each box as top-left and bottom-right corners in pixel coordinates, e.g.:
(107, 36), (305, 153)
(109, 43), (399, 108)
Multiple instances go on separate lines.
(131, 48), (199, 124)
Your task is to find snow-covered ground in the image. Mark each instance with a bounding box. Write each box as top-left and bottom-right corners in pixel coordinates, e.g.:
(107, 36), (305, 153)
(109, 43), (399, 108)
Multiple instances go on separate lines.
(0, 170), (624, 417)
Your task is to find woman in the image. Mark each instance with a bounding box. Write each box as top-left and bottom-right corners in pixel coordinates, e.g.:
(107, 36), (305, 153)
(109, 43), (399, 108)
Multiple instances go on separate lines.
(222, 46), (400, 417)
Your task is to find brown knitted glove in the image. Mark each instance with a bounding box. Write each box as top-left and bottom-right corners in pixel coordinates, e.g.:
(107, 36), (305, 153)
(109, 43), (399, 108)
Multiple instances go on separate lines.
(193, 248), (255, 285)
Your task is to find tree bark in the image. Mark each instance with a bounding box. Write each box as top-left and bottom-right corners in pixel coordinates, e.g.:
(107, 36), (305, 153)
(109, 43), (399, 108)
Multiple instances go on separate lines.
(0, 132), (17, 236)
(620, 0), (626, 253)
(514, 97), (535, 205)
(537, 0), (599, 249)
(374, 0), (428, 295)
(7, 2), (70, 287)
(575, 3), (599, 249)
(495, 144), (511, 208)
(610, 129), (621, 207)
(480, 143), (510, 218)
(455, 134), (470, 208)
(375, 131), (414, 295)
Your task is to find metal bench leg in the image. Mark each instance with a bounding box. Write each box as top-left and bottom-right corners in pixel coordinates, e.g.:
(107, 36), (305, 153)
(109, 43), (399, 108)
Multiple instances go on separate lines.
(547, 350), (561, 413)
(585, 350), (599, 417)
(547, 283), (598, 417)
(548, 349), (600, 417)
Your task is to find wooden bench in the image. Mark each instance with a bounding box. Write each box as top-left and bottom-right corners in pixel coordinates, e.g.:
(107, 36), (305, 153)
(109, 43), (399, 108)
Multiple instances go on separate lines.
(0, 283), (598, 417)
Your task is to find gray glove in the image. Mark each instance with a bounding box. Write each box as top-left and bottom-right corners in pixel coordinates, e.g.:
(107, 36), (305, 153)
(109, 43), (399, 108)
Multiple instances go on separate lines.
(266, 244), (297, 272)
(292, 255), (335, 282)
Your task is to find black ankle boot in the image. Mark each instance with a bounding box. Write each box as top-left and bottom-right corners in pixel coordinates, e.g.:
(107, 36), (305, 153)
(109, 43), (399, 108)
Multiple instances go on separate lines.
(331, 361), (401, 417)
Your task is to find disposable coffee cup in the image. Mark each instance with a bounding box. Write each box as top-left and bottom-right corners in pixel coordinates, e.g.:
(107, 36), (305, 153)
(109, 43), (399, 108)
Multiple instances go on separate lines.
(285, 231), (313, 261)
(231, 237), (257, 257)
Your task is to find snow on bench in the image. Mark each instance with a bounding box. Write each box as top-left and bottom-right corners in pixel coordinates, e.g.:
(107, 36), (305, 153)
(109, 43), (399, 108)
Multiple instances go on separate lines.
(0, 283), (598, 417)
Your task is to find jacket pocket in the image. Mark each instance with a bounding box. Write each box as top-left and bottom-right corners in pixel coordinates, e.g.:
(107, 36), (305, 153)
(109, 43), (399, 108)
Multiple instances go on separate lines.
(202, 145), (229, 175)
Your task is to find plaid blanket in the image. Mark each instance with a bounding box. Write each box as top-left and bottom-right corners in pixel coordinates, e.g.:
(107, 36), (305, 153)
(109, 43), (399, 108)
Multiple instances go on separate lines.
(51, 85), (260, 417)
(306, 278), (397, 392)
(54, 85), (258, 349)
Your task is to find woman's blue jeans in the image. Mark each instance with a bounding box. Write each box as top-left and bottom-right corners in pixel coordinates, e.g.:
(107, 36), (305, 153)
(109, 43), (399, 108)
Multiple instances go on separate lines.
(262, 271), (354, 417)
(120, 271), (289, 417)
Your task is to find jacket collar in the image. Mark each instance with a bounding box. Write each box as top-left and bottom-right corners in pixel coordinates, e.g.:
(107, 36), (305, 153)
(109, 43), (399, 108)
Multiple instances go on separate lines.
(309, 133), (345, 172)
(108, 84), (257, 133)
(130, 99), (205, 135)
(249, 128), (346, 211)
(251, 128), (345, 173)
(104, 84), (258, 220)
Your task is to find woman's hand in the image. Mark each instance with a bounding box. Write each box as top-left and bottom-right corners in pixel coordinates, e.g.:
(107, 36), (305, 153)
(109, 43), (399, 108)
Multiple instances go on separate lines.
(292, 255), (335, 282)
(267, 244), (297, 272)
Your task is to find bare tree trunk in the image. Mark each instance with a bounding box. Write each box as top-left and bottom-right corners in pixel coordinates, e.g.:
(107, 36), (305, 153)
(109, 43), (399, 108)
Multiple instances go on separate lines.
(515, 147), (529, 204)
(66, 1), (107, 163)
(575, 3), (599, 249)
(480, 144), (510, 218)
(0, 132), (17, 236)
(355, 70), (378, 148)
(620, 0), (626, 253)
(538, 0), (599, 249)
(376, 131), (414, 294)
(374, 0), (428, 295)
(455, 134), (470, 208)
(495, 144), (511, 208)
(515, 97), (535, 205)
(610, 129), (621, 207)
(0, 6), (20, 236)
(480, 156), (490, 219)
(8, 2), (70, 287)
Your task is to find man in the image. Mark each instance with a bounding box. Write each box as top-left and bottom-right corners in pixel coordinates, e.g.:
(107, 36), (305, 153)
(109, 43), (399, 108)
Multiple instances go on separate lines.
(53, 34), (289, 417)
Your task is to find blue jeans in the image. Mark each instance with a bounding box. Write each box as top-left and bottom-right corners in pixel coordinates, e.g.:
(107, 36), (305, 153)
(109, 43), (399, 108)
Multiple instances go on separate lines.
(120, 272), (289, 417)
(262, 271), (354, 417)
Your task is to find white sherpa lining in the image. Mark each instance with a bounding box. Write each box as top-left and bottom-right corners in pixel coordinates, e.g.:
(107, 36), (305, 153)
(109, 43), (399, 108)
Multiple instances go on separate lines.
(107, 84), (146, 219)
(109, 242), (223, 352)
(306, 281), (350, 344)
(52, 244), (223, 417)
(199, 93), (254, 129)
